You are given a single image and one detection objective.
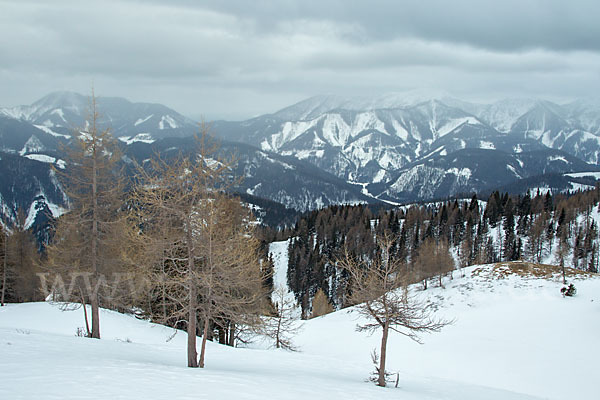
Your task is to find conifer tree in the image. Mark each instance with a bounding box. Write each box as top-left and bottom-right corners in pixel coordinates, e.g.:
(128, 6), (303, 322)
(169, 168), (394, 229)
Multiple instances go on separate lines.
(6, 209), (40, 302)
(310, 287), (333, 318)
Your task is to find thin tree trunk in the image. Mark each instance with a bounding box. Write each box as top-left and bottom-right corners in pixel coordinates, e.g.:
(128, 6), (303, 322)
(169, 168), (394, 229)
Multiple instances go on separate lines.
(218, 324), (226, 345)
(161, 265), (167, 321)
(187, 283), (198, 367)
(228, 322), (235, 347)
(90, 125), (100, 339)
(90, 293), (100, 339)
(378, 322), (389, 387)
(276, 314), (282, 349)
(81, 292), (91, 337)
(199, 203), (214, 367)
(199, 316), (209, 368)
(1, 231), (7, 306)
(187, 222), (198, 368)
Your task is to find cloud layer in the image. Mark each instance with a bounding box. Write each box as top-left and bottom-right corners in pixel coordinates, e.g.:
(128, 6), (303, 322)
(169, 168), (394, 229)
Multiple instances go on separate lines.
(1, 0), (599, 119)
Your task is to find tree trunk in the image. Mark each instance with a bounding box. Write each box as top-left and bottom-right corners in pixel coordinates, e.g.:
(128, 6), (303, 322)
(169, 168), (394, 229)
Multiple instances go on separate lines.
(81, 292), (91, 337)
(276, 314), (282, 349)
(187, 290), (198, 367)
(218, 324), (226, 345)
(228, 322), (235, 347)
(1, 231), (7, 306)
(90, 293), (100, 339)
(377, 322), (389, 387)
(90, 132), (100, 339)
(199, 316), (209, 368)
(186, 218), (199, 368)
(161, 267), (167, 321)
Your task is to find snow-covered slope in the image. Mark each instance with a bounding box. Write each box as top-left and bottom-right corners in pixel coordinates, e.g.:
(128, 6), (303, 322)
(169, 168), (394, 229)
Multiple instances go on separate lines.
(0, 91), (197, 140)
(1, 263), (598, 399)
(212, 94), (600, 193)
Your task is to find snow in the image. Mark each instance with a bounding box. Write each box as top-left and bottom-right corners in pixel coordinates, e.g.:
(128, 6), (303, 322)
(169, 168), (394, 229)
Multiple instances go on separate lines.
(541, 130), (559, 149)
(568, 182), (595, 192)
(348, 181), (402, 206)
(278, 90), (453, 119)
(245, 183), (262, 195)
(0, 264), (598, 399)
(354, 111), (386, 136)
(446, 167), (472, 182)
(23, 154), (66, 169)
(513, 144), (523, 153)
(322, 113), (351, 147)
(436, 117), (480, 138)
(258, 152), (295, 170)
(476, 98), (536, 133)
(268, 240), (296, 304)
(134, 114), (153, 126)
(372, 169), (387, 184)
(548, 155), (568, 163)
(118, 133), (155, 145)
(264, 111), (388, 158)
(392, 119), (409, 141)
(23, 194), (68, 228)
(50, 108), (67, 123)
(529, 187), (552, 196)
(33, 124), (71, 139)
(19, 135), (46, 156)
(158, 115), (179, 130)
(479, 140), (495, 150)
(0, 106), (30, 120)
(506, 164), (521, 178)
(566, 171), (600, 179)
(295, 149), (324, 160)
(262, 119), (321, 152)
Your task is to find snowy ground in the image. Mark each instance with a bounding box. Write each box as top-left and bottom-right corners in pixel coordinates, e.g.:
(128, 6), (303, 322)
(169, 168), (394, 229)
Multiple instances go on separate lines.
(1, 262), (598, 399)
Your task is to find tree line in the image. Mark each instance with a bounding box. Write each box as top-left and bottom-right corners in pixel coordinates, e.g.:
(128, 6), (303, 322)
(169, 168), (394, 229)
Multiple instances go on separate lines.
(280, 186), (600, 316)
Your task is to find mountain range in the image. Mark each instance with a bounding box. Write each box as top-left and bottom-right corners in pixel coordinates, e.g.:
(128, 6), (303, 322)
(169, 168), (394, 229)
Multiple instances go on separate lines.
(1, 91), (599, 231)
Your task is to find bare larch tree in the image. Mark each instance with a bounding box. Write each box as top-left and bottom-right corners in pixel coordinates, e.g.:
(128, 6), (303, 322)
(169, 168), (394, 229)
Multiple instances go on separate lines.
(264, 285), (302, 350)
(46, 92), (129, 339)
(337, 232), (451, 387)
(132, 133), (268, 368)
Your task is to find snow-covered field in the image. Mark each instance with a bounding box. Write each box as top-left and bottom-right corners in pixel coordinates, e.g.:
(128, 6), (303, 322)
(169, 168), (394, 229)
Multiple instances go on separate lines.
(0, 262), (598, 399)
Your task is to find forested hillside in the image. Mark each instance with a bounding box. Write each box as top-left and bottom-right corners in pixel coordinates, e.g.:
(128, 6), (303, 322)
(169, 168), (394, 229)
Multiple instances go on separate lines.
(281, 188), (600, 316)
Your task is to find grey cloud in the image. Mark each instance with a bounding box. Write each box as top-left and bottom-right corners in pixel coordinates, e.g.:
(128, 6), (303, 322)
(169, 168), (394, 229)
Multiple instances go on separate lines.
(184, 0), (600, 52)
(0, 0), (599, 120)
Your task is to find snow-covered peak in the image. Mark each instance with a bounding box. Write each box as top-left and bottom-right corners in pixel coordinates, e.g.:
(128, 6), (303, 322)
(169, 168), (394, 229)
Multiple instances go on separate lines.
(474, 98), (537, 133)
(0, 92), (198, 142)
(273, 89), (456, 121)
(31, 91), (88, 110)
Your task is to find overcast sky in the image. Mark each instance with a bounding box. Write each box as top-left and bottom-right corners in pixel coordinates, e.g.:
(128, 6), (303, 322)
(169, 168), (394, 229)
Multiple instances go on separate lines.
(1, 0), (599, 120)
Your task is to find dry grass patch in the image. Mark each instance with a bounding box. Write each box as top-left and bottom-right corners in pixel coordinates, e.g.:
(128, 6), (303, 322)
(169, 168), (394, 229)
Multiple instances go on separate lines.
(472, 261), (595, 281)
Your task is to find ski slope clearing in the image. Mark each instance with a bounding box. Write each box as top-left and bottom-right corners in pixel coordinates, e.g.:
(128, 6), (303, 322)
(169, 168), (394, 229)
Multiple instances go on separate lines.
(0, 264), (598, 400)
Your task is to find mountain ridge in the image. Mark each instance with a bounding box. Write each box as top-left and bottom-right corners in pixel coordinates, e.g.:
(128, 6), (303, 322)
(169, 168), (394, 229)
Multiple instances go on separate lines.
(1, 91), (600, 229)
